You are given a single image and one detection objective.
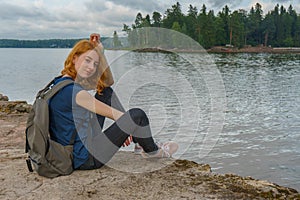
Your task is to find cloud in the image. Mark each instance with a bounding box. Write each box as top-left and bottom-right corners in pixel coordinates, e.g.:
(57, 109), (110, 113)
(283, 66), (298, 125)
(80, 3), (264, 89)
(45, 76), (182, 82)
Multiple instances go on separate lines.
(0, 0), (300, 39)
(0, 2), (64, 39)
(85, 0), (109, 12)
(0, 0), (136, 39)
(247, 0), (300, 15)
(271, 0), (300, 3)
(208, 0), (241, 9)
(108, 0), (163, 12)
(83, 0), (144, 35)
(0, 2), (50, 20)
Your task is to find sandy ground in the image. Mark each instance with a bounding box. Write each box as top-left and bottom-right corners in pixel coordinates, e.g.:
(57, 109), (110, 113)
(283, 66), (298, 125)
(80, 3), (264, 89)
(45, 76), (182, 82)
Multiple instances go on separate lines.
(0, 111), (299, 200)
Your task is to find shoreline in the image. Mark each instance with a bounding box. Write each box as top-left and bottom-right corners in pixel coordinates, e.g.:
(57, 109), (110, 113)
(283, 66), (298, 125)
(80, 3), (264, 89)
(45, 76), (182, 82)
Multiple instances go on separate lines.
(208, 46), (300, 54)
(1, 46), (300, 54)
(113, 46), (300, 54)
(0, 97), (299, 199)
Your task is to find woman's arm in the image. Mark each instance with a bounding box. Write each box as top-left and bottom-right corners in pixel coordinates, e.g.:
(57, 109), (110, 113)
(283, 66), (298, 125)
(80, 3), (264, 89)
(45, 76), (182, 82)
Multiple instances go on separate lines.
(90, 34), (114, 87)
(76, 90), (123, 121)
(98, 43), (114, 86)
(101, 57), (114, 86)
(77, 86), (133, 145)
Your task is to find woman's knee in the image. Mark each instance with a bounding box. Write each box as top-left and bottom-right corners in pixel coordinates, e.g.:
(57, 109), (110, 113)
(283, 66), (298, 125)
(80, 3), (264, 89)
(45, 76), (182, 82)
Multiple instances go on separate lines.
(95, 87), (113, 104)
(128, 108), (149, 126)
(102, 87), (113, 96)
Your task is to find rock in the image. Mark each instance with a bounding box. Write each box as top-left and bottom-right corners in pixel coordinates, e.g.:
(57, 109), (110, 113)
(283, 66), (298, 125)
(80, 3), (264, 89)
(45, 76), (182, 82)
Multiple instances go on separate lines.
(0, 112), (299, 200)
(0, 94), (31, 114)
(207, 46), (300, 54)
(0, 101), (32, 114)
(0, 93), (9, 101)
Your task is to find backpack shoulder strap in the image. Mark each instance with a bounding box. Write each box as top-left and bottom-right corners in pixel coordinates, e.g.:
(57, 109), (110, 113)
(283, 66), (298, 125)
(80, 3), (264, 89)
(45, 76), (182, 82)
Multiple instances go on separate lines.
(26, 77), (74, 150)
(35, 75), (62, 98)
(40, 79), (74, 101)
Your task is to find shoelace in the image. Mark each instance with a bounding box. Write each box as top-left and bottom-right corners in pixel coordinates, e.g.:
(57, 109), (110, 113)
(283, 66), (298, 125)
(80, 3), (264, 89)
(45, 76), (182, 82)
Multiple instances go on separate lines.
(140, 142), (172, 158)
(160, 143), (171, 158)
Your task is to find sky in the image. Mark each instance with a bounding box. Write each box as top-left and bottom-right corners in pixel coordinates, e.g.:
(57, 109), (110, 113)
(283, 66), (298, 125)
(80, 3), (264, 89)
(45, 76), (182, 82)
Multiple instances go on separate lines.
(0, 0), (299, 39)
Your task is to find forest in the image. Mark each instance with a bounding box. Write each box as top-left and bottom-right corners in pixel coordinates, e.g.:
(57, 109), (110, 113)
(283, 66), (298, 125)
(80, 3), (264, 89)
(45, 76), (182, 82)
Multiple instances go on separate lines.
(0, 39), (83, 48)
(122, 2), (300, 49)
(1, 2), (299, 49)
(0, 38), (111, 48)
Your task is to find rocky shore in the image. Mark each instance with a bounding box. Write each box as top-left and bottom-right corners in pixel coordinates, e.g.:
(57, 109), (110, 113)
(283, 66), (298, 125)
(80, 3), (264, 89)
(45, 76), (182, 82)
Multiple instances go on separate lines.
(132, 46), (300, 54)
(0, 95), (299, 200)
(207, 46), (300, 53)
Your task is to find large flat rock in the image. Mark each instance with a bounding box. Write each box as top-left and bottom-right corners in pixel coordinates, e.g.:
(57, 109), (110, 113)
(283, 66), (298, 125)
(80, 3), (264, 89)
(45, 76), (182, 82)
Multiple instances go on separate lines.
(0, 113), (299, 200)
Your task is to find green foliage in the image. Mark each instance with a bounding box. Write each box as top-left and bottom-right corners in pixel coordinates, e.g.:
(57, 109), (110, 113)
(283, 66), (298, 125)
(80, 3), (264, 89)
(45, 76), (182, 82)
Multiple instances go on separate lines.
(113, 31), (122, 48)
(172, 21), (181, 32)
(152, 12), (162, 27)
(0, 39), (85, 48)
(122, 2), (300, 48)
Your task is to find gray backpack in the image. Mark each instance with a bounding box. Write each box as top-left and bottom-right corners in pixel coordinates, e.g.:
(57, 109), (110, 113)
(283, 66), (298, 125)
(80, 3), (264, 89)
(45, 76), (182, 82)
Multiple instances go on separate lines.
(25, 77), (75, 178)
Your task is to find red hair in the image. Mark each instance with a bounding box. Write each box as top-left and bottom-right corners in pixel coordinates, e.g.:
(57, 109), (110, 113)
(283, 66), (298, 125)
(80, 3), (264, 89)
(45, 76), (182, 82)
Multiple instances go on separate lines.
(61, 40), (109, 94)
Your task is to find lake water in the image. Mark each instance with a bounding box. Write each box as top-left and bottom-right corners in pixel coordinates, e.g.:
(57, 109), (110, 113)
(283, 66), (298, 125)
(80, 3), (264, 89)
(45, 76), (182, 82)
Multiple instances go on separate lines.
(0, 48), (299, 190)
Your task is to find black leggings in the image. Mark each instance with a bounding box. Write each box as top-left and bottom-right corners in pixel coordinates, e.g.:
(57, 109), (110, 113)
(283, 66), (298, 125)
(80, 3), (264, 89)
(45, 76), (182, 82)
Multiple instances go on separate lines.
(78, 87), (158, 170)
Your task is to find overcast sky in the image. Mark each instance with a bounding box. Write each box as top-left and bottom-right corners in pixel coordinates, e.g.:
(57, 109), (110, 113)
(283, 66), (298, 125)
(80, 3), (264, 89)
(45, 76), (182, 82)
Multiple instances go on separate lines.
(0, 0), (299, 39)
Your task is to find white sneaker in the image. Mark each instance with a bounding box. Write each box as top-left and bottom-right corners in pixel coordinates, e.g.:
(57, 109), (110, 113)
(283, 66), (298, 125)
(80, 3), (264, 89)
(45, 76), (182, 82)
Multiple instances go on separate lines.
(142, 141), (179, 158)
(133, 143), (143, 154)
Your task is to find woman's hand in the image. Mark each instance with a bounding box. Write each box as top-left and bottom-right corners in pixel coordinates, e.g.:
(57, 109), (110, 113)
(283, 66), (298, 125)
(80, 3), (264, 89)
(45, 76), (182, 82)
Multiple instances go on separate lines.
(90, 33), (100, 45)
(122, 135), (133, 147)
(90, 33), (104, 53)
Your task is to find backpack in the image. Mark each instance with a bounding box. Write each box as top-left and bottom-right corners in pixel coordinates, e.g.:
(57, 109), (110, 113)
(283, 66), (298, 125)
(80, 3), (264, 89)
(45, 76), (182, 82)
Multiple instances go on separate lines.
(25, 77), (75, 178)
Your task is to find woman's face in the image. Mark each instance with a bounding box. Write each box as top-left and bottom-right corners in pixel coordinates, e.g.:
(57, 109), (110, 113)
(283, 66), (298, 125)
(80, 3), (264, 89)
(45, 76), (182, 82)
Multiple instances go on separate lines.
(73, 50), (99, 78)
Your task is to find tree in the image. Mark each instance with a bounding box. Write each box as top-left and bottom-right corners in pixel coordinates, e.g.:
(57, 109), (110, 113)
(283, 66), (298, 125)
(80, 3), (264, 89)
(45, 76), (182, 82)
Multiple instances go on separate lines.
(171, 21), (181, 32)
(288, 5), (298, 40)
(187, 4), (197, 18)
(184, 4), (198, 40)
(162, 2), (184, 29)
(282, 5), (293, 46)
(152, 11), (162, 27)
(246, 3), (263, 45)
(195, 4), (206, 46)
(205, 10), (216, 48)
(214, 17), (227, 46)
(122, 24), (135, 47)
(194, 4), (216, 48)
(181, 23), (188, 35)
(142, 14), (151, 27)
(123, 2), (300, 49)
(230, 10), (246, 47)
(135, 13), (143, 28)
(294, 16), (300, 46)
(171, 21), (182, 47)
(122, 24), (130, 33)
(113, 31), (122, 48)
(218, 5), (231, 45)
(261, 12), (276, 46)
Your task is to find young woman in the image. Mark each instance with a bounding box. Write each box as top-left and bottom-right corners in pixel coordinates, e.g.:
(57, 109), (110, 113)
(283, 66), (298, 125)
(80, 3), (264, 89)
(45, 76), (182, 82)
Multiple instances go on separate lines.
(90, 33), (144, 153)
(49, 36), (178, 170)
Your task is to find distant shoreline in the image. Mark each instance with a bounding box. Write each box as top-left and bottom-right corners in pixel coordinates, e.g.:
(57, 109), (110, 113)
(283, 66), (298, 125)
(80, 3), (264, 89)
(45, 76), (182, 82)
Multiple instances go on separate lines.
(1, 45), (300, 54)
(129, 46), (300, 54)
(208, 46), (300, 54)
